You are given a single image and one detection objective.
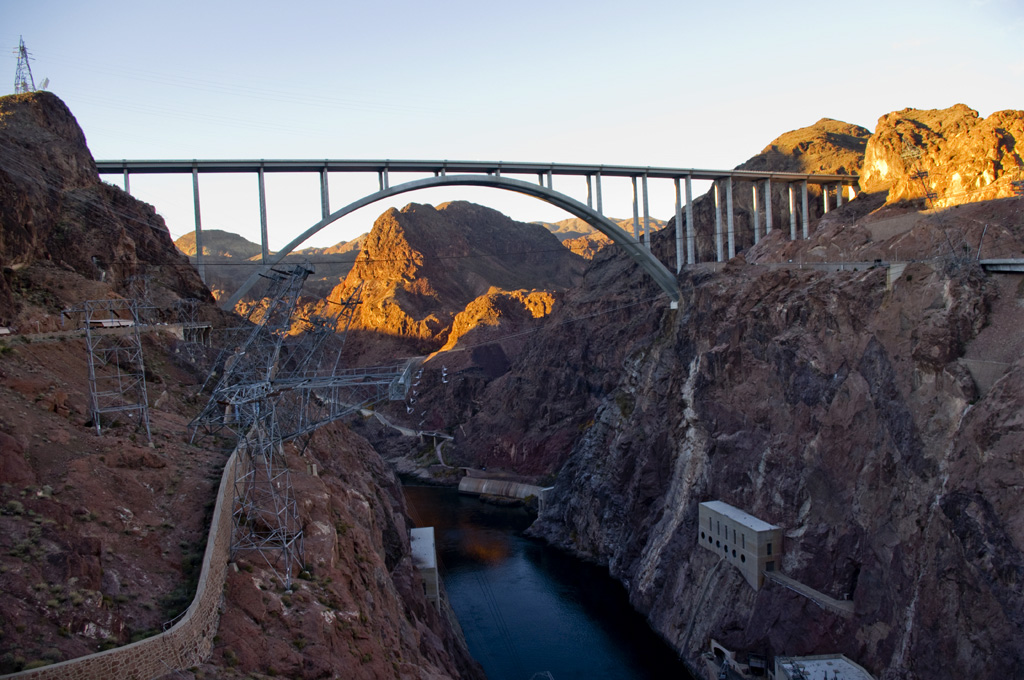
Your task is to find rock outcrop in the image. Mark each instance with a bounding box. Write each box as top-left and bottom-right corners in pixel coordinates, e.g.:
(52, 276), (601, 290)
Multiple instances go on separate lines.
(174, 229), (264, 259)
(860, 104), (1024, 207)
(0, 92), (211, 324)
(331, 200), (585, 362)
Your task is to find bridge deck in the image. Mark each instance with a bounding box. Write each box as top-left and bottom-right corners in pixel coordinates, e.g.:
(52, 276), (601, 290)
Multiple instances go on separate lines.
(95, 158), (858, 184)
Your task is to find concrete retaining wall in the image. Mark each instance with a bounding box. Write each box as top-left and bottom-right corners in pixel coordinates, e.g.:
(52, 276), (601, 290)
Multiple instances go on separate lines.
(457, 477), (549, 501)
(2, 450), (247, 679)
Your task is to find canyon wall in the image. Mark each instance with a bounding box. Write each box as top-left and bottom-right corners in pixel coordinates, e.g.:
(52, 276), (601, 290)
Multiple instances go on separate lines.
(0, 91), (481, 679)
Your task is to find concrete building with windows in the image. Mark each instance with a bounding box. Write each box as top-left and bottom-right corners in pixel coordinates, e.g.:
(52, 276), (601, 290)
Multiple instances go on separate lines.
(698, 500), (782, 590)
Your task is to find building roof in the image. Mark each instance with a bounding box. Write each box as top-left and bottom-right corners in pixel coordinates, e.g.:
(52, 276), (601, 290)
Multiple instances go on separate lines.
(410, 527), (436, 570)
(700, 501), (780, 532)
(777, 654), (875, 680)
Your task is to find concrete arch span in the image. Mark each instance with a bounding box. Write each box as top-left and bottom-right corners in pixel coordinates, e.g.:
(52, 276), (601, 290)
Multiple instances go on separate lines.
(222, 174), (680, 311)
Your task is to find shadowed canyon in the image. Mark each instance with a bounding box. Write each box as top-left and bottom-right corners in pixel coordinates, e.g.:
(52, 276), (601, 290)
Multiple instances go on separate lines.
(1, 91), (1023, 679)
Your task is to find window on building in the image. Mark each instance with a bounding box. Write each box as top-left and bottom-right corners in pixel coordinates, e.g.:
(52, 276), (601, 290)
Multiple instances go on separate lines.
(767, 542), (773, 556)
(740, 554), (746, 563)
(701, 531), (706, 540)
(733, 529), (736, 543)
(742, 534), (745, 549)
(766, 561), (775, 572)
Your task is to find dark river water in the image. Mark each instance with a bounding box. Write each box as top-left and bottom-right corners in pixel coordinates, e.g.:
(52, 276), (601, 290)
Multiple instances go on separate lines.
(403, 485), (694, 680)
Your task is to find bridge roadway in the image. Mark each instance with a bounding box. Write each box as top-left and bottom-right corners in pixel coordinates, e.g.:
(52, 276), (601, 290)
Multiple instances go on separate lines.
(96, 158), (860, 306)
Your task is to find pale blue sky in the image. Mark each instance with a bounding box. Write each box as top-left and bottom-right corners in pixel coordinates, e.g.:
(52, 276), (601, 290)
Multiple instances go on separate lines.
(4, 0), (1023, 248)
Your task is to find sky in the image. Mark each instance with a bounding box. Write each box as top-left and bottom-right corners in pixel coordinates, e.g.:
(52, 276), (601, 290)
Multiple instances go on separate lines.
(3, 0), (1023, 249)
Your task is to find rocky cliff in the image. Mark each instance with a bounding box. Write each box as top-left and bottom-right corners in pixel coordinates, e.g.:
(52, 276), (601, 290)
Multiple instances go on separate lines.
(0, 92), (211, 326)
(369, 107), (1024, 678)
(0, 92), (481, 679)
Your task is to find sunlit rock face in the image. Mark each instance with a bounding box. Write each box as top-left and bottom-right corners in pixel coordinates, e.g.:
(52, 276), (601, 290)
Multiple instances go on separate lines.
(326, 200), (585, 362)
(861, 104), (1024, 206)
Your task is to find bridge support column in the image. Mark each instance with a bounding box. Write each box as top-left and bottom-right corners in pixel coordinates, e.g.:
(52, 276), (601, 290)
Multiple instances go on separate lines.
(801, 180), (810, 239)
(642, 175), (651, 250)
(320, 167), (330, 219)
(631, 177), (640, 241)
(122, 167), (130, 193)
(752, 183), (761, 244)
(788, 183), (797, 240)
(379, 169), (390, 190)
(726, 176), (735, 259)
(836, 182), (842, 207)
(586, 175), (593, 209)
(822, 184), (830, 214)
(714, 181), (724, 262)
(596, 173), (603, 215)
(192, 165), (205, 283)
(685, 176), (695, 264)
(764, 178), (773, 234)
(674, 178), (683, 272)
(258, 164), (269, 264)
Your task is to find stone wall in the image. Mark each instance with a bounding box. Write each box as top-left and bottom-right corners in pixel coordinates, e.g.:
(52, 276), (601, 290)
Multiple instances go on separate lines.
(2, 450), (247, 680)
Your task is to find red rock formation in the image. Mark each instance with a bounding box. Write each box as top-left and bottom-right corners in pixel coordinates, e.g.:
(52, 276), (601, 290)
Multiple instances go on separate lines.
(0, 92), (211, 324)
(330, 200), (585, 362)
(861, 104), (1024, 207)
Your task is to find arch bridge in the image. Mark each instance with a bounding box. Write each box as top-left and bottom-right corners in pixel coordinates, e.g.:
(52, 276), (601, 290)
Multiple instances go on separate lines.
(95, 159), (859, 308)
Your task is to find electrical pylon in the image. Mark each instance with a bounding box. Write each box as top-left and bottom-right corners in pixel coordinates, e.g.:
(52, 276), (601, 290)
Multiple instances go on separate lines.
(14, 36), (36, 94)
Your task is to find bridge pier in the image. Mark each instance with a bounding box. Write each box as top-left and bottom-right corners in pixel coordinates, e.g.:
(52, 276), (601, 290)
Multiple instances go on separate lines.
(586, 175), (593, 210)
(752, 183), (761, 244)
(788, 183), (797, 240)
(801, 180), (810, 239)
(631, 177), (640, 241)
(714, 181), (724, 262)
(822, 183), (830, 214)
(674, 178), (683, 272)
(191, 165), (205, 283)
(320, 167), (330, 219)
(258, 164), (269, 263)
(642, 175), (651, 250)
(836, 182), (842, 207)
(596, 173), (603, 215)
(685, 176), (695, 265)
(764, 178), (772, 234)
(726, 177), (735, 259)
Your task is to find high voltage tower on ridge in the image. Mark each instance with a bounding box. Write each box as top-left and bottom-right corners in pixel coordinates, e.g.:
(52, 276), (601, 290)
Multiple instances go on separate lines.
(13, 36), (36, 94)
(190, 262), (414, 587)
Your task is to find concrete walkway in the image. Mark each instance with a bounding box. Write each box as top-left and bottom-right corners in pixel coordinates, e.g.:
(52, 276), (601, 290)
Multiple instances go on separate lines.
(763, 571), (855, 618)
(360, 408), (453, 467)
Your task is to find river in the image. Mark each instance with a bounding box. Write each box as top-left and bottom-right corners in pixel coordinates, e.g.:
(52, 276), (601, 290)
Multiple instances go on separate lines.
(403, 485), (694, 680)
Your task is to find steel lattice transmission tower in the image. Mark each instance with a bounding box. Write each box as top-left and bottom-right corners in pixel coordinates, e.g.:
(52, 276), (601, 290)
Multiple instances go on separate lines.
(62, 299), (153, 443)
(189, 263), (413, 587)
(13, 36), (36, 94)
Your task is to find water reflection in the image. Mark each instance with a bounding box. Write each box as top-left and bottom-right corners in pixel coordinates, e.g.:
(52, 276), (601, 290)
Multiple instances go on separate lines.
(404, 485), (693, 680)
